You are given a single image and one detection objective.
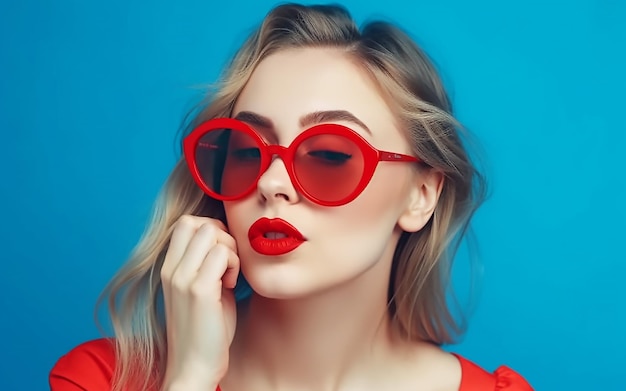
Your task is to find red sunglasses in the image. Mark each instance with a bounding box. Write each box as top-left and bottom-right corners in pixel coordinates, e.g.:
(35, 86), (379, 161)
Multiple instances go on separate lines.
(183, 118), (421, 206)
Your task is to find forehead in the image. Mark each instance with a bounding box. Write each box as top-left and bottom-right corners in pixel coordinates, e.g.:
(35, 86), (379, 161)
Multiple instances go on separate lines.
(232, 48), (399, 142)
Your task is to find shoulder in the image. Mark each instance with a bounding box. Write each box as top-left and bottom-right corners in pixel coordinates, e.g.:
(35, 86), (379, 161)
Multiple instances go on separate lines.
(453, 354), (534, 391)
(49, 338), (116, 391)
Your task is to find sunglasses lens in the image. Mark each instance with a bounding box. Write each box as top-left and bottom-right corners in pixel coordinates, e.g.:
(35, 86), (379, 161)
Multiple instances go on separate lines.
(194, 128), (261, 198)
(294, 133), (365, 203)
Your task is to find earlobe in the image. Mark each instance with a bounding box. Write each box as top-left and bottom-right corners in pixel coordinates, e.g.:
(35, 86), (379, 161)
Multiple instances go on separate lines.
(397, 169), (445, 232)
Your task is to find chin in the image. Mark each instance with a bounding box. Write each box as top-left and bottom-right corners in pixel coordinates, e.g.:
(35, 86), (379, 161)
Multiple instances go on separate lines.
(239, 253), (336, 300)
(237, 242), (380, 301)
(241, 264), (314, 300)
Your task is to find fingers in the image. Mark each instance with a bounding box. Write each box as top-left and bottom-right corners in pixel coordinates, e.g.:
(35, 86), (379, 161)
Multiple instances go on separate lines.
(194, 244), (241, 293)
(161, 216), (198, 281)
(161, 215), (240, 296)
(162, 216), (236, 276)
(172, 223), (218, 286)
(158, 215), (240, 386)
(213, 225), (238, 254)
(161, 217), (199, 320)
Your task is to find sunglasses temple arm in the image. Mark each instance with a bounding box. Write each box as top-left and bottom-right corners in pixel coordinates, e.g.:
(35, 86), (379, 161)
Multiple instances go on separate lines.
(379, 151), (420, 163)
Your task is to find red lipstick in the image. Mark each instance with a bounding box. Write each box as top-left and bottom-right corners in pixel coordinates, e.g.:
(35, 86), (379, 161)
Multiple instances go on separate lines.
(248, 217), (306, 256)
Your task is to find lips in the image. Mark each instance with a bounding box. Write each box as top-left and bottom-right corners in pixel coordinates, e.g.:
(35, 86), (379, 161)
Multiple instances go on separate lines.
(248, 217), (306, 256)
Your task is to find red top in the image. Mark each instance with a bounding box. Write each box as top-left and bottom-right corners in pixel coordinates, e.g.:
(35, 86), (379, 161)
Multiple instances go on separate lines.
(49, 339), (533, 391)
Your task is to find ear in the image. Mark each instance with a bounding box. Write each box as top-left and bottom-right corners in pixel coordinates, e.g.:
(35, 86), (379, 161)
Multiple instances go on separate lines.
(397, 168), (444, 232)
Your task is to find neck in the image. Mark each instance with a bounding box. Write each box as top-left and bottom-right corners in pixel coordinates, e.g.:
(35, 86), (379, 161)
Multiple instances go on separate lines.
(231, 259), (397, 390)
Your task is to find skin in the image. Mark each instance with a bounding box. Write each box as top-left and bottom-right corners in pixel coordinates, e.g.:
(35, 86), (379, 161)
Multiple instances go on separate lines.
(161, 47), (461, 391)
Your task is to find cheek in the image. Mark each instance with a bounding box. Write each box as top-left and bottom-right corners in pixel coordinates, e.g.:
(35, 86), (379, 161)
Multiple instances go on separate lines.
(313, 167), (413, 259)
(223, 201), (253, 248)
(221, 167), (411, 271)
(347, 165), (412, 223)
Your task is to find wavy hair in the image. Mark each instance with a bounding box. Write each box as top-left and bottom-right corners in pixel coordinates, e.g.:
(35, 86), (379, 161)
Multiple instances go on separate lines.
(96, 3), (487, 390)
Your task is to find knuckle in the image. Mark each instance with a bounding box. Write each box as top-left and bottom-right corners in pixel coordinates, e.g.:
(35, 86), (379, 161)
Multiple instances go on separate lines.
(210, 243), (228, 259)
(176, 214), (196, 228)
(199, 222), (216, 236)
(174, 215), (224, 234)
(211, 218), (227, 231)
(160, 267), (171, 283)
(189, 280), (213, 298)
(170, 275), (188, 293)
(214, 242), (229, 255)
(188, 282), (205, 297)
(224, 235), (238, 253)
(231, 252), (241, 266)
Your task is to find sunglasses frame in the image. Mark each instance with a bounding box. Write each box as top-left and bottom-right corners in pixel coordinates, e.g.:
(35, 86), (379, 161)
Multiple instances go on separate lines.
(183, 117), (420, 206)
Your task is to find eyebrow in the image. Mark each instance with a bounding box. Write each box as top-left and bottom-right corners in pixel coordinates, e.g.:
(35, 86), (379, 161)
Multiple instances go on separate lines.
(233, 110), (372, 135)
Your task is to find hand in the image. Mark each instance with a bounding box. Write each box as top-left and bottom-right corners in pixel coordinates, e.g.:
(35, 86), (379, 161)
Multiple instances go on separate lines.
(160, 215), (240, 390)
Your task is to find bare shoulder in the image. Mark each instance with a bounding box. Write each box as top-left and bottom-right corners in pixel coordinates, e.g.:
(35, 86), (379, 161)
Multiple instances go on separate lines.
(381, 341), (462, 391)
(407, 342), (462, 391)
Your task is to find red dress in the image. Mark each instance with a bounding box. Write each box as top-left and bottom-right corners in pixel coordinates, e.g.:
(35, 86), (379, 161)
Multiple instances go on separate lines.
(50, 339), (533, 390)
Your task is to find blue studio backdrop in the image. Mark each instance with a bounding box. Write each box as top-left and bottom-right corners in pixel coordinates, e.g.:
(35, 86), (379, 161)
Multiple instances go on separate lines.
(1, 0), (624, 390)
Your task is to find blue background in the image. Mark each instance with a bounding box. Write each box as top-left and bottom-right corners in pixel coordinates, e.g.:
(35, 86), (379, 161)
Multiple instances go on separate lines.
(1, 0), (624, 390)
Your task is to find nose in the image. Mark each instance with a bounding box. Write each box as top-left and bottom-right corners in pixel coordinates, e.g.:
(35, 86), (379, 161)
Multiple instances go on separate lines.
(256, 156), (300, 204)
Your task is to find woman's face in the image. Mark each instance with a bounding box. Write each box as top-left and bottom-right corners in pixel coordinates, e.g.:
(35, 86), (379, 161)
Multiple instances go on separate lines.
(223, 47), (424, 299)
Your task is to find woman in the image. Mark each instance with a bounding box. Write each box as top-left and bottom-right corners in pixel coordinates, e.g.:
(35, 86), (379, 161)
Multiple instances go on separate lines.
(50, 3), (533, 390)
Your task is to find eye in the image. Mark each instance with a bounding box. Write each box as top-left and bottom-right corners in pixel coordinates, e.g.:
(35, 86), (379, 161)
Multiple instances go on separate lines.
(307, 150), (352, 165)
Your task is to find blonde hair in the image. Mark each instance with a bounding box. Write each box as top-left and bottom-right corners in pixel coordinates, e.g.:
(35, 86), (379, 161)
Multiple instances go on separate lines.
(97, 3), (487, 390)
